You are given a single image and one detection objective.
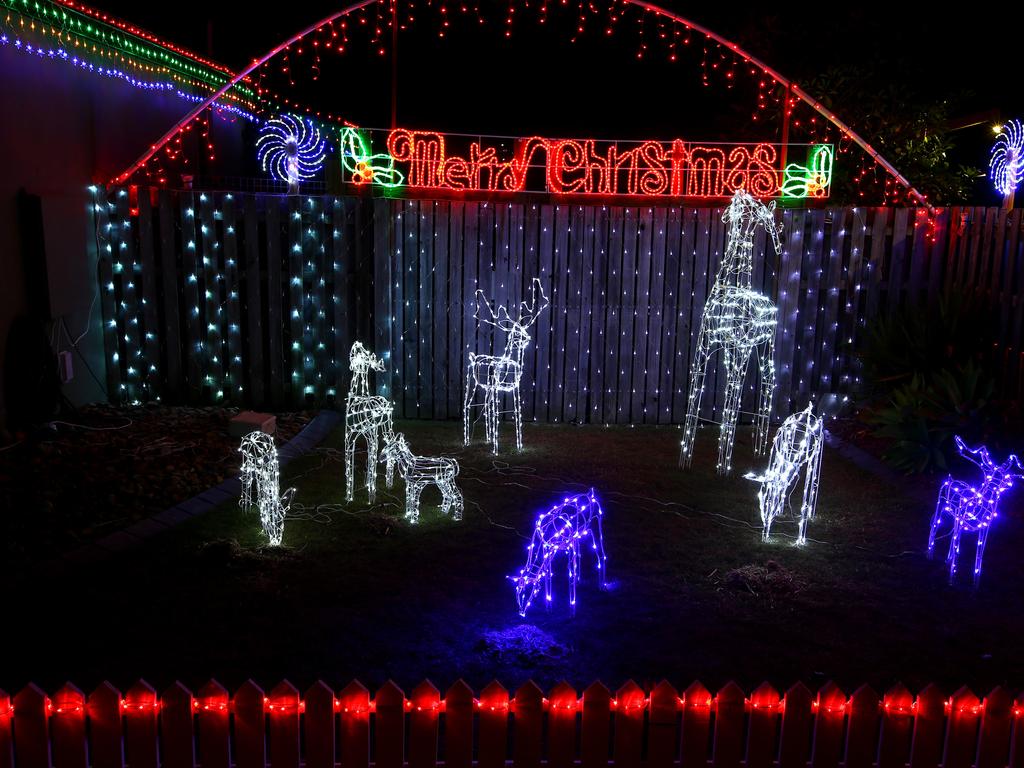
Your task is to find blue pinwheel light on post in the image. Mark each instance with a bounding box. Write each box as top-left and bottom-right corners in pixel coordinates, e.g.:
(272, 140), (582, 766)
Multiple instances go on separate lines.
(510, 489), (608, 617)
(256, 114), (327, 193)
(990, 119), (1023, 210)
(927, 436), (1024, 586)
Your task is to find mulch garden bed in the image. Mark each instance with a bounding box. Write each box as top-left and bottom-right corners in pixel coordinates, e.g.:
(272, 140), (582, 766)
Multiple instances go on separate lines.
(0, 404), (311, 563)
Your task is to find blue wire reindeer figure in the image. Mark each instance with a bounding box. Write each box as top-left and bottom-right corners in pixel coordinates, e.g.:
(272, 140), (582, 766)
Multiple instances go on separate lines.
(510, 490), (608, 617)
(927, 436), (1024, 586)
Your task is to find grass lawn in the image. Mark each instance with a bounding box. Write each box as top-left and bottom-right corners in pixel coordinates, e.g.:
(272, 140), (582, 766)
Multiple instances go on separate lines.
(7, 419), (1024, 695)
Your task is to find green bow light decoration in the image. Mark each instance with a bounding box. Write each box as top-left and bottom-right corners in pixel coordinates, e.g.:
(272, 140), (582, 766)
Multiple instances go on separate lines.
(340, 127), (405, 189)
(781, 144), (834, 198)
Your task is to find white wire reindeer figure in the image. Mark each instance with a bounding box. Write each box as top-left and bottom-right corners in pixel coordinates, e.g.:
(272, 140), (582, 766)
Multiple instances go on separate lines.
(463, 278), (549, 454)
(345, 341), (395, 503)
(379, 433), (463, 524)
(745, 403), (824, 546)
(680, 189), (783, 474)
(239, 431), (295, 546)
(927, 437), (1024, 586)
(509, 489), (608, 617)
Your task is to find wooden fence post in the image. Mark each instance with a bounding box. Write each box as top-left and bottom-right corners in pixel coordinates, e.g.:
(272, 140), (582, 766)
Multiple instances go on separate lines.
(267, 681), (300, 768)
(713, 682), (745, 768)
(337, 681), (370, 768)
(374, 681), (405, 768)
(910, 685), (946, 768)
(304, 681), (335, 768)
(478, 681), (509, 768)
(747, 682), (781, 768)
(680, 682), (712, 768)
(1010, 693), (1024, 768)
(123, 681), (158, 768)
(442, 681), (473, 768)
(0, 690), (12, 768)
(50, 684), (87, 768)
(196, 680), (230, 768)
(87, 683), (124, 768)
(811, 682), (847, 768)
(547, 682), (578, 768)
(647, 680), (679, 768)
(977, 687), (1014, 768)
(159, 682), (195, 768)
(581, 681), (611, 768)
(13, 684), (49, 768)
(879, 684), (914, 768)
(613, 680), (645, 768)
(408, 681), (440, 768)
(513, 682), (544, 768)
(943, 687), (981, 768)
(779, 683), (813, 768)
(233, 680), (266, 768)
(845, 684), (880, 768)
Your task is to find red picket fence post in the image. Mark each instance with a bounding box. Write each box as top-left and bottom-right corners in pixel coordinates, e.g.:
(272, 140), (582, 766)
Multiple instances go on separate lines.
(374, 681), (405, 768)
(442, 681), (473, 768)
(680, 682), (713, 768)
(123, 681), (158, 768)
(880, 684), (915, 768)
(910, 684), (946, 768)
(547, 682), (578, 768)
(159, 682), (194, 768)
(0, 690), (12, 768)
(613, 680), (644, 768)
(580, 681), (611, 768)
(304, 681), (335, 768)
(513, 682), (544, 768)
(978, 687), (1014, 768)
(780, 683), (813, 768)
(747, 682), (781, 768)
(50, 684), (87, 768)
(196, 680), (230, 768)
(811, 682), (847, 768)
(477, 681), (509, 768)
(713, 682), (745, 768)
(945, 687), (982, 768)
(268, 681), (300, 768)
(87, 682), (123, 768)
(13, 685), (49, 768)
(408, 681), (439, 768)
(336, 681), (370, 768)
(233, 680), (266, 768)
(1011, 692), (1024, 768)
(647, 680), (679, 768)
(845, 685), (881, 768)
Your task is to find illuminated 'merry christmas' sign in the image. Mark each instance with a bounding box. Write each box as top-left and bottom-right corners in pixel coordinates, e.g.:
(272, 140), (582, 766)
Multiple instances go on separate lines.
(341, 127), (832, 200)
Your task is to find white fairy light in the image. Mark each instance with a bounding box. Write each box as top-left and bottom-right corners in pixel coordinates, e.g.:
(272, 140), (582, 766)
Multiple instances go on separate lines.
(345, 341), (395, 503)
(745, 403), (824, 546)
(464, 277), (549, 453)
(238, 431), (295, 547)
(927, 436), (1024, 586)
(680, 189), (783, 474)
(379, 433), (462, 524)
(510, 489), (608, 617)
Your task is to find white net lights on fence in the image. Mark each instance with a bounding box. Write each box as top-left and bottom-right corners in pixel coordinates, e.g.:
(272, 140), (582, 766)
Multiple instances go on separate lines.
(239, 431), (295, 546)
(510, 489), (608, 617)
(379, 433), (463, 524)
(464, 277), (549, 454)
(745, 403), (824, 546)
(927, 436), (1024, 586)
(345, 341), (395, 503)
(680, 189), (783, 474)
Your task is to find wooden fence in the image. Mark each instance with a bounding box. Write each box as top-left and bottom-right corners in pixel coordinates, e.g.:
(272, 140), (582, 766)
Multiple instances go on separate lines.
(95, 189), (1024, 423)
(3, 679), (1023, 768)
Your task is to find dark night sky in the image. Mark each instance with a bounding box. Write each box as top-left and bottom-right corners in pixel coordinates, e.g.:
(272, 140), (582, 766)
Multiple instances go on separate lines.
(98, 0), (1024, 197)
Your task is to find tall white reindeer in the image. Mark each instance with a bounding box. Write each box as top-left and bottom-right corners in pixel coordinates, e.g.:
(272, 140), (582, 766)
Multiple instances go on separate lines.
(345, 341), (395, 503)
(239, 431), (295, 547)
(463, 278), (549, 454)
(746, 403), (824, 546)
(680, 189), (783, 474)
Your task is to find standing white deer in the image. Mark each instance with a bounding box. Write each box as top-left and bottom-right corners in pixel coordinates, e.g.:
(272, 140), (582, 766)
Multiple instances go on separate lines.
(345, 341), (395, 503)
(745, 403), (824, 546)
(463, 278), (549, 454)
(680, 189), (783, 474)
(239, 431), (295, 546)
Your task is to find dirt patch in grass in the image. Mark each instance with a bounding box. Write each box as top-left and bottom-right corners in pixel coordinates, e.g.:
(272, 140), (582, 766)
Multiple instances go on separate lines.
(0, 404), (310, 562)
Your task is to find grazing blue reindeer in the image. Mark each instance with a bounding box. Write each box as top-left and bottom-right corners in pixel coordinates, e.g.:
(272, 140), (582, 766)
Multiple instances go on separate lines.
(510, 490), (608, 617)
(927, 436), (1024, 586)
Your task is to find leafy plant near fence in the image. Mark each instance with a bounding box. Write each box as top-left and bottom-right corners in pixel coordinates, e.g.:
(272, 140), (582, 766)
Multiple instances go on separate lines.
(856, 292), (1021, 473)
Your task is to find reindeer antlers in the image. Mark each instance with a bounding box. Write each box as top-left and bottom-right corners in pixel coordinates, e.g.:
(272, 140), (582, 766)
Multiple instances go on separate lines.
(474, 278), (550, 330)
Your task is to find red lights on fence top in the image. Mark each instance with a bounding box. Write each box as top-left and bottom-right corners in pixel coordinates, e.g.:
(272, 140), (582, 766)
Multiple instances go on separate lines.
(1, 683), (1023, 721)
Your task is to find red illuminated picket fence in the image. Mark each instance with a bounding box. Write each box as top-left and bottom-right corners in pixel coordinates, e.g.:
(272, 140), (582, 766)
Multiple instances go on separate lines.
(2, 680), (1024, 768)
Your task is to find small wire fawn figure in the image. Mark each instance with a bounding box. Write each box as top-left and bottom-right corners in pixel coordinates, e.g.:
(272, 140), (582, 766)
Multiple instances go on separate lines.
(379, 433), (463, 524)
(745, 404), (824, 546)
(927, 436), (1023, 586)
(345, 341), (395, 503)
(239, 431), (295, 546)
(464, 278), (549, 454)
(680, 189), (783, 474)
(509, 489), (608, 617)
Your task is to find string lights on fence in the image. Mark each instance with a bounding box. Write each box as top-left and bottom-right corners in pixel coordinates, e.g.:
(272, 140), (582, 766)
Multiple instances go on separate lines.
(379, 433), (463, 523)
(344, 341), (395, 503)
(744, 403), (824, 546)
(464, 278), (549, 454)
(927, 436), (1023, 586)
(510, 489), (608, 616)
(238, 431), (295, 546)
(679, 190), (782, 474)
